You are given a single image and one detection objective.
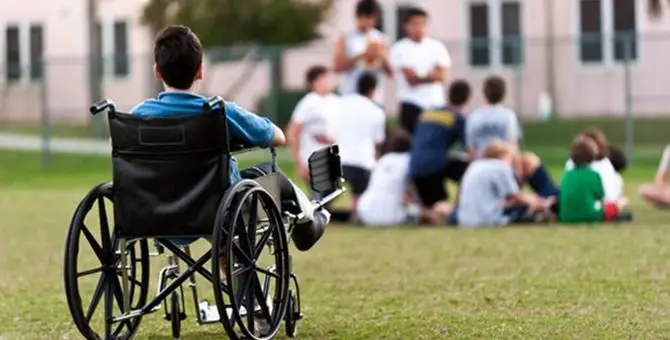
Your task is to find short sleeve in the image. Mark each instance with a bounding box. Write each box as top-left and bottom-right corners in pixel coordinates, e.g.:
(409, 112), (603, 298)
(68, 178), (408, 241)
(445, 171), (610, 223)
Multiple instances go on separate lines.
(435, 42), (452, 68)
(290, 96), (313, 124)
(225, 102), (275, 147)
(495, 165), (520, 197)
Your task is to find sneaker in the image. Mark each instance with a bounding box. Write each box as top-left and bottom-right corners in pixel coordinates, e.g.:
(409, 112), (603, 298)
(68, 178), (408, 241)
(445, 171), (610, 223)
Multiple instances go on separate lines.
(291, 209), (330, 251)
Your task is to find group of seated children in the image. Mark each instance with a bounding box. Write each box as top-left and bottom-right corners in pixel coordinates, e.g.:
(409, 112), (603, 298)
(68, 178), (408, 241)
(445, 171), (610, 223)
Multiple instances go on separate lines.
(350, 75), (634, 228)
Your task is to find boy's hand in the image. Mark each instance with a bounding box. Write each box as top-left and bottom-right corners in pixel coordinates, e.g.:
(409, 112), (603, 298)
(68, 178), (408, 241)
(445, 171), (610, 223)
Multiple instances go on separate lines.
(314, 134), (335, 144)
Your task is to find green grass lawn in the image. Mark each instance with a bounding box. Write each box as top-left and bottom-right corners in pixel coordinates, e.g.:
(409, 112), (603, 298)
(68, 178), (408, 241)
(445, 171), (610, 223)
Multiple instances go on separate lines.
(2, 149), (670, 339)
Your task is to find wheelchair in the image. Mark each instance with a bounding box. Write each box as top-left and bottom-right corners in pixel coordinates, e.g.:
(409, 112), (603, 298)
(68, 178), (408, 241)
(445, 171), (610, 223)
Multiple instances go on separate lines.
(63, 97), (345, 340)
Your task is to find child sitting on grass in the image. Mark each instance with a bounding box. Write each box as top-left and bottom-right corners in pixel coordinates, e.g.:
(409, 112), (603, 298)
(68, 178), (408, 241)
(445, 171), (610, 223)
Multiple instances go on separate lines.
(356, 128), (448, 227)
(559, 136), (630, 223)
(565, 128), (622, 202)
(453, 139), (553, 228)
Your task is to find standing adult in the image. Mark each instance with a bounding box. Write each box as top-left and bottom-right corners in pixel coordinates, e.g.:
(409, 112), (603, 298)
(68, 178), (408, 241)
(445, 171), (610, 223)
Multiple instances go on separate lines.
(390, 7), (452, 134)
(333, 0), (392, 97)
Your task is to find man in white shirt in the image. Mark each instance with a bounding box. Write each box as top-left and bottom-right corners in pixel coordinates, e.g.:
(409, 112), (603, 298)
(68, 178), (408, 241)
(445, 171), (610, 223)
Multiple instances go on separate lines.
(333, 0), (392, 96)
(286, 66), (339, 184)
(331, 72), (386, 215)
(390, 7), (452, 133)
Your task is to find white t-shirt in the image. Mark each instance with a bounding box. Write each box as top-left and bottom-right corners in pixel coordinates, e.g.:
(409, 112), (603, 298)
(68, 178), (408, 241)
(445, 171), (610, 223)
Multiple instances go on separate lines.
(337, 29), (386, 96)
(330, 94), (386, 170)
(390, 37), (452, 109)
(290, 92), (339, 164)
(565, 158), (622, 201)
(357, 153), (411, 226)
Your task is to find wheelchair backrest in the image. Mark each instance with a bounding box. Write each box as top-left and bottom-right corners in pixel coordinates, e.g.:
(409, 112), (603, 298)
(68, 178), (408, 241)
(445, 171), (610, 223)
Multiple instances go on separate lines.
(108, 109), (231, 238)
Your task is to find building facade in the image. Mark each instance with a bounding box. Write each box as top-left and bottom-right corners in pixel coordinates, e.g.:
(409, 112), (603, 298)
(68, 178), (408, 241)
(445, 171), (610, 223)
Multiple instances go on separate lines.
(1, 0), (670, 123)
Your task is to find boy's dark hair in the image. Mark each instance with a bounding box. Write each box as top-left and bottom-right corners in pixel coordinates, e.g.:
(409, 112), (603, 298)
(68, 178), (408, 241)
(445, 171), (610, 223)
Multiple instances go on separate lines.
(305, 65), (329, 88)
(154, 25), (203, 90)
(404, 7), (428, 23)
(483, 76), (506, 104)
(385, 127), (412, 153)
(581, 128), (609, 160)
(357, 72), (377, 96)
(570, 136), (597, 166)
(608, 145), (628, 173)
(448, 80), (471, 107)
(355, 0), (381, 17)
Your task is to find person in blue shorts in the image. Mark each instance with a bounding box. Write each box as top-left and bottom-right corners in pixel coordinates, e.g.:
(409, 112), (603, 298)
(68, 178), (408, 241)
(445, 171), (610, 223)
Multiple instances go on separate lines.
(130, 25), (330, 253)
(409, 80), (471, 210)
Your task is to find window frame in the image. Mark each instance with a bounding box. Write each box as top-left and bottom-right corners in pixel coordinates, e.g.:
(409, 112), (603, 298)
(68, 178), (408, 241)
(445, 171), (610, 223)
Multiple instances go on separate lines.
(575, 0), (640, 67)
(466, 0), (524, 69)
(5, 24), (22, 83)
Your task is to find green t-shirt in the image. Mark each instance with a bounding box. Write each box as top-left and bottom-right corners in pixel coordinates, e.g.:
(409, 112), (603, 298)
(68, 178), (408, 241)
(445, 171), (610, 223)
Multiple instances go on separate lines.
(558, 166), (605, 223)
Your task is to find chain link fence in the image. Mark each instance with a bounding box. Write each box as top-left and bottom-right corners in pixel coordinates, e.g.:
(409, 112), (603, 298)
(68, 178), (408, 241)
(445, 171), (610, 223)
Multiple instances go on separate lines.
(1, 35), (670, 167)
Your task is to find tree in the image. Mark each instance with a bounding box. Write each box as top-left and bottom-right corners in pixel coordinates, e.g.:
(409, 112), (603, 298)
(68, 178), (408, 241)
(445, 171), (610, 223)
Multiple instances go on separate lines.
(141, 0), (333, 88)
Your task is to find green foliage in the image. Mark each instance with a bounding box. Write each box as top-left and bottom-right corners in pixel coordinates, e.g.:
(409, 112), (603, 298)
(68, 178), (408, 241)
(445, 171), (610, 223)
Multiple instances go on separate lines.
(255, 89), (306, 128)
(141, 0), (333, 46)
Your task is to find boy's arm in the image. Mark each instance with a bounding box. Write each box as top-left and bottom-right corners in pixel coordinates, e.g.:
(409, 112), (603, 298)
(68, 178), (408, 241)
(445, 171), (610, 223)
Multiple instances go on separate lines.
(421, 43), (451, 84)
(333, 34), (363, 72)
(225, 102), (285, 147)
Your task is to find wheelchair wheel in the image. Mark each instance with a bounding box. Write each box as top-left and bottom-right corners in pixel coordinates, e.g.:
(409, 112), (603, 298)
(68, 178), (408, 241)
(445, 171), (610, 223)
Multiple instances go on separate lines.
(170, 292), (181, 340)
(64, 182), (150, 340)
(285, 291), (297, 338)
(212, 180), (291, 340)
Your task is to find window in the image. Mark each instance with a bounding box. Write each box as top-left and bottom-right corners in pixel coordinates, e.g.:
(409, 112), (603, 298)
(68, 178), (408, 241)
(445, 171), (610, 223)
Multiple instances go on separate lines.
(395, 6), (414, 41)
(467, 1), (522, 67)
(5, 26), (21, 82)
(113, 21), (129, 76)
(501, 2), (523, 66)
(469, 3), (490, 66)
(29, 25), (44, 80)
(613, 0), (636, 61)
(579, 0), (603, 62)
(578, 0), (637, 64)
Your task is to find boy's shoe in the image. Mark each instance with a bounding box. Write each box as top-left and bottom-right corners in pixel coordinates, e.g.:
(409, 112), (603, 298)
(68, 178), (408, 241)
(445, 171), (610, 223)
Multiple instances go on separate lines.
(291, 209), (331, 251)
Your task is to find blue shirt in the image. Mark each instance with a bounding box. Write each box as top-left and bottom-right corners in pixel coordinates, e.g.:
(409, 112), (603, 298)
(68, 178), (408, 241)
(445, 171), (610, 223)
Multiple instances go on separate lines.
(130, 91), (275, 183)
(408, 106), (466, 177)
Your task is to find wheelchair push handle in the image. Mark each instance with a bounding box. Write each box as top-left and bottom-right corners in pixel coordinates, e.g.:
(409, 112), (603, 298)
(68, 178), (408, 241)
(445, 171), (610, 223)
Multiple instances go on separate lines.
(203, 96), (225, 111)
(89, 100), (117, 115)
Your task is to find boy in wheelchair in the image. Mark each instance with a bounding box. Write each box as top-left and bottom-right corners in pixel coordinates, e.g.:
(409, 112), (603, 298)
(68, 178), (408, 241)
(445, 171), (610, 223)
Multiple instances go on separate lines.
(131, 25), (331, 252)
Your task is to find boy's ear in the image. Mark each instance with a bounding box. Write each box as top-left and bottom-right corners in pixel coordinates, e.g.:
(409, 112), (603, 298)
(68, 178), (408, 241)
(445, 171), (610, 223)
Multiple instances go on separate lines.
(195, 64), (203, 80)
(153, 64), (161, 81)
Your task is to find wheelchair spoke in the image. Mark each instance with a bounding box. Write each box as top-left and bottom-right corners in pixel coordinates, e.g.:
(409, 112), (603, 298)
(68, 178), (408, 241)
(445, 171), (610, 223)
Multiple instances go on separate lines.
(233, 267), (254, 307)
(81, 225), (105, 263)
(109, 273), (127, 312)
(252, 275), (273, 326)
(104, 278), (114, 338)
(78, 266), (104, 278)
(254, 223), (274, 258)
(118, 272), (142, 288)
(247, 195), (259, 247)
(229, 242), (254, 266)
(97, 197), (112, 251)
(113, 320), (131, 337)
(254, 266), (281, 280)
(85, 272), (107, 323)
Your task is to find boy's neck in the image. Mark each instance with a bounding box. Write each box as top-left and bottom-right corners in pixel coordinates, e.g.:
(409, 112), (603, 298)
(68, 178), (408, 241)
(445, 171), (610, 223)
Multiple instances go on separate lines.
(164, 84), (199, 94)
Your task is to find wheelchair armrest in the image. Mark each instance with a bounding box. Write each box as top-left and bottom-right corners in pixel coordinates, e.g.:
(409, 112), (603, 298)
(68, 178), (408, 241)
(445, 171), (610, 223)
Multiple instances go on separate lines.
(308, 145), (344, 195)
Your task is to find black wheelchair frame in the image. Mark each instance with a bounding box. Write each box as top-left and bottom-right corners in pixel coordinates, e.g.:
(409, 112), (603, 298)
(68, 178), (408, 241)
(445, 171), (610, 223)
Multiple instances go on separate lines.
(63, 97), (345, 340)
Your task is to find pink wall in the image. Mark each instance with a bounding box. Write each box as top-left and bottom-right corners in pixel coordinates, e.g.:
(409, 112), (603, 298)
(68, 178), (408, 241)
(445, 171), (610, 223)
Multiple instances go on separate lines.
(2, 0), (670, 123)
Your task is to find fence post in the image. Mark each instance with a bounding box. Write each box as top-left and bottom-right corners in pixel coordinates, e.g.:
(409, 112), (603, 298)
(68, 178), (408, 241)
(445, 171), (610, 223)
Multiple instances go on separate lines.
(512, 38), (523, 116)
(39, 59), (50, 169)
(623, 33), (634, 163)
(87, 0), (103, 138)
